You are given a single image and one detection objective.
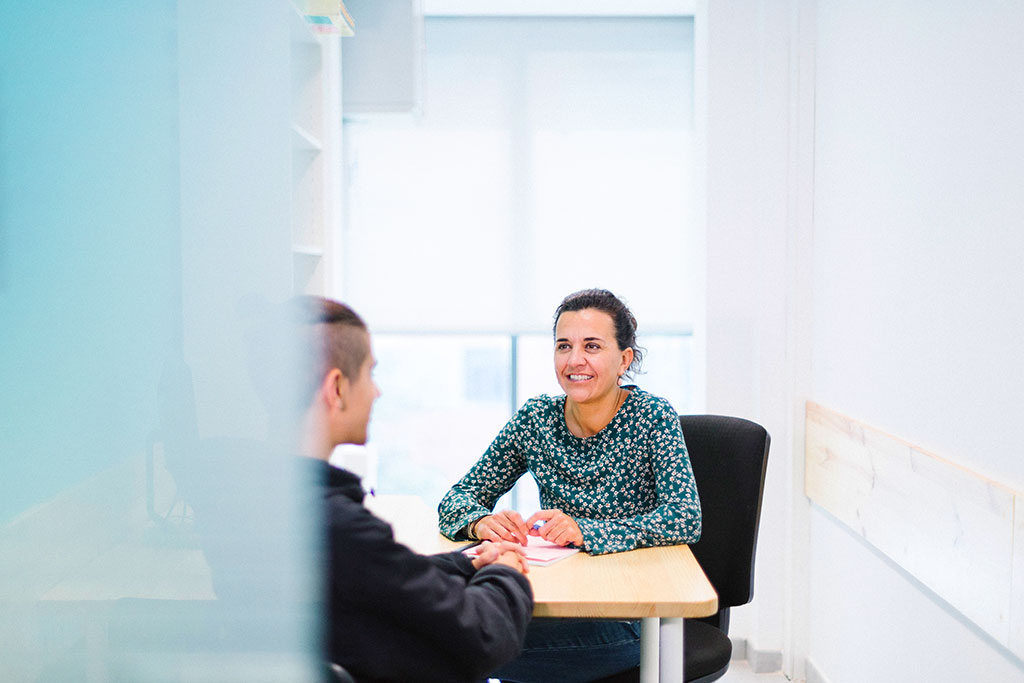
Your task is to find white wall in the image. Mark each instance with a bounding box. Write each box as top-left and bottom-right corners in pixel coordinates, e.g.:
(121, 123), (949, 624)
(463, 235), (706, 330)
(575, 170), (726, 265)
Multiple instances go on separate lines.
(700, 0), (798, 669)
(806, 0), (1024, 680)
(703, 0), (1024, 680)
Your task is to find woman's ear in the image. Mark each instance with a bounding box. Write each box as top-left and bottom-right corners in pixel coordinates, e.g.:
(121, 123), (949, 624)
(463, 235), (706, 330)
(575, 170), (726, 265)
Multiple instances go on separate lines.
(619, 347), (634, 377)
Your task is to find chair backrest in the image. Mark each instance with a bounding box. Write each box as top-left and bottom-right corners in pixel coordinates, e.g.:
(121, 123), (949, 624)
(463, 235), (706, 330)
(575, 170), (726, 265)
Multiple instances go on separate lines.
(680, 415), (770, 611)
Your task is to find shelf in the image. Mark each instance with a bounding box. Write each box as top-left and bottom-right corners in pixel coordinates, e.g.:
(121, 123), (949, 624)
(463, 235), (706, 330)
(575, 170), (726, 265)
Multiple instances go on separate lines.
(290, 124), (323, 152)
(293, 248), (327, 294)
(294, 0), (355, 37)
(288, 1), (343, 298)
(291, 244), (325, 257)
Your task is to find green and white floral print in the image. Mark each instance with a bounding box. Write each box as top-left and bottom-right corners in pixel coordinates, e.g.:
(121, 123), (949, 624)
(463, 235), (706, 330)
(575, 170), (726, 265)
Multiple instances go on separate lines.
(438, 387), (702, 555)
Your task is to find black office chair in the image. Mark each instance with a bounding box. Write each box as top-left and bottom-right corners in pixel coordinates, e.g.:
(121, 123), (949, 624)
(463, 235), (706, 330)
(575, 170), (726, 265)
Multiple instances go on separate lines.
(326, 662), (356, 683)
(680, 414), (770, 682)
(591, 414), (770, 683)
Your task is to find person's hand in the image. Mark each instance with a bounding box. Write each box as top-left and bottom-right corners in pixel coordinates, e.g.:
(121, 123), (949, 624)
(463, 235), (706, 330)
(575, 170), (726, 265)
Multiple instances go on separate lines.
(525, 509), (584, 547)
(470, 540), (529, 574)
(473, 509), (530, 545)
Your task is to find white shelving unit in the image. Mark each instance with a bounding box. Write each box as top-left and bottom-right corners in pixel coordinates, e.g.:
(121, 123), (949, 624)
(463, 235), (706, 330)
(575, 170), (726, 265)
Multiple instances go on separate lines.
(289, 6), (344, 296)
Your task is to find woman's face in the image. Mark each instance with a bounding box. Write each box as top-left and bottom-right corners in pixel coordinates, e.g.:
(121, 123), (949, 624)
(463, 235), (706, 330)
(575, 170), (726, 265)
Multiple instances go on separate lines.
(553, 308), (633, 406)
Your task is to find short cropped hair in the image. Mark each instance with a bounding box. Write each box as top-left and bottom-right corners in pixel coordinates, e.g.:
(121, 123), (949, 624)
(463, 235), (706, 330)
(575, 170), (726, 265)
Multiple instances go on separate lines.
(293, 296), (370, 395)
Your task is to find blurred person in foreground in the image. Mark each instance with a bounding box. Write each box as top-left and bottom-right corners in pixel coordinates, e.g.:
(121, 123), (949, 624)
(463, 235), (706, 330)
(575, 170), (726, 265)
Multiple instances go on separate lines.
(295, 297), (534, 683)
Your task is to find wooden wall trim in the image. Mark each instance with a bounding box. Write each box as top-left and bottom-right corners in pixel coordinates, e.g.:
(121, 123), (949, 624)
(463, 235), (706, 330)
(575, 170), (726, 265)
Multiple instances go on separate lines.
(805, 401), (1024, 659)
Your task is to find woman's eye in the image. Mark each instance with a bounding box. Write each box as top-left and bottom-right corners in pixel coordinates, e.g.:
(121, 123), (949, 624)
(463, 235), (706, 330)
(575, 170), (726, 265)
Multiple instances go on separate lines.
(556, 343), (569, 351)
(586, 343), (600, 350)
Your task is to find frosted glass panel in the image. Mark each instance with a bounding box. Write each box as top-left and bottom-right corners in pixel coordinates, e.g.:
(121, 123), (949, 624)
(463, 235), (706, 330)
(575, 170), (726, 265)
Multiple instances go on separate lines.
(1, 2), (317, 680)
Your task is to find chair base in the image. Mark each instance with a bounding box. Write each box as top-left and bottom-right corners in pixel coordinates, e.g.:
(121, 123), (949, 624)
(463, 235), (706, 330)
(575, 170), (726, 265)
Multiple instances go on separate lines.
(588, 667), (639, 683)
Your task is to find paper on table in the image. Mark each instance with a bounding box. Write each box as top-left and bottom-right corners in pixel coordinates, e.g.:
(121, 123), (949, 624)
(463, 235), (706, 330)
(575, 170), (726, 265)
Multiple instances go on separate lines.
(463, 535), (580, 567)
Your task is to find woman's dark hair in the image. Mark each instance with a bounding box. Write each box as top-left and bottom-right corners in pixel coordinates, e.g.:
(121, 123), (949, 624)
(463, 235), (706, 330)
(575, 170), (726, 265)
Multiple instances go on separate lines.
(552, 288), (645, 378)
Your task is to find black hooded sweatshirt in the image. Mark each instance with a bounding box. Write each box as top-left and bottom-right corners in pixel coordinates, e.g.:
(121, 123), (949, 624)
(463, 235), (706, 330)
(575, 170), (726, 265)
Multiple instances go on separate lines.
(317, 461), (533, 683)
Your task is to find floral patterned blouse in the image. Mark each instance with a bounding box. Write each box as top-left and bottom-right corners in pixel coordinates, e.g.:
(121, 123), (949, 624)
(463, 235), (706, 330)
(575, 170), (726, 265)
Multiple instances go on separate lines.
(437, 387), (702, 555)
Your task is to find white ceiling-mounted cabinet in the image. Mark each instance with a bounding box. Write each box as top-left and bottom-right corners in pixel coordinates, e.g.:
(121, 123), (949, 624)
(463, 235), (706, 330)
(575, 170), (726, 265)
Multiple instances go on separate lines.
(341, 0), (424, 116)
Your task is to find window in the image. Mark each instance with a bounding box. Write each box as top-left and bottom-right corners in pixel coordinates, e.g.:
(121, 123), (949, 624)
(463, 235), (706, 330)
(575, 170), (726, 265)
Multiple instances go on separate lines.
(339, 16), (698, 510)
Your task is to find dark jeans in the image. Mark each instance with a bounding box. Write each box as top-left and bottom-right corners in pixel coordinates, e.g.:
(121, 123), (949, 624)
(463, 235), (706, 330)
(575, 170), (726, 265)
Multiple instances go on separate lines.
(491, 618), (641, 683)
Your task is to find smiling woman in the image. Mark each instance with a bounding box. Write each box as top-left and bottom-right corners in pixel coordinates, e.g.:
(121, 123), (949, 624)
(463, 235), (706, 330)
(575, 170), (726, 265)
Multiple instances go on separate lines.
(438, 289), (699, 553)
(556, 309), (632, 437)
(554, 290), (641, 439)
(436, 288), (702, 683)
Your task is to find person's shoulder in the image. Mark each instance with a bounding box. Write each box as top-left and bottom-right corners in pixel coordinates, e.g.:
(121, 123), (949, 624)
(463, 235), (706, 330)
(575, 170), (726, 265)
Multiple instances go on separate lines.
(628, 387), (680, 416)
(323, 484), (372, 528)
(320, 466), (384, 533)
(323, 492), (406, 571)
(518, 393), (562, 418)
(319, 462), (369, 502)
(523, 392), (561, 407)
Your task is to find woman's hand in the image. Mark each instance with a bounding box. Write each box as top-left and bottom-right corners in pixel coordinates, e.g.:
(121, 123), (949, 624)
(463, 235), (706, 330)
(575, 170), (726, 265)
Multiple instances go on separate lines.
(473, 509), (530, 545)
(470, 540), (530, 574)
(525, 509), (584, 547)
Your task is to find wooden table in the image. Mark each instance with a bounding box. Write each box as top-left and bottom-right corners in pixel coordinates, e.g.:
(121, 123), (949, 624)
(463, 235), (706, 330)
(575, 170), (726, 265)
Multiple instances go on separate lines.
(369, 495), (719, 683)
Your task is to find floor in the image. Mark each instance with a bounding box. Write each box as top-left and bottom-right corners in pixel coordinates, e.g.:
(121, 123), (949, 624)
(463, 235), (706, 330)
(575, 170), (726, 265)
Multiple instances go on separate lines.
(722, 659), (789, 682)
(487, 660), (790, 683)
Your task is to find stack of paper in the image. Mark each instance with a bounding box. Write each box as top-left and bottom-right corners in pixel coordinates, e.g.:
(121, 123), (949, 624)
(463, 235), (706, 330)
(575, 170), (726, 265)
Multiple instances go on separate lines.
(463, 535), (580, 567)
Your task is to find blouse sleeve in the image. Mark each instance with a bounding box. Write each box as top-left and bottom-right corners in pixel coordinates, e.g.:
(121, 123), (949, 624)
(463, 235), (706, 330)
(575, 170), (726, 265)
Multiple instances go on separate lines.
(575, 399), (702, 554)
(437, 408), (530, 539)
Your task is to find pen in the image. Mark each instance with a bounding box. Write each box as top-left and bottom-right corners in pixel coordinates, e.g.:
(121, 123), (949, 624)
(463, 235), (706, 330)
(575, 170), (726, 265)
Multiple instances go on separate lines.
(531, 520), (546, 531)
